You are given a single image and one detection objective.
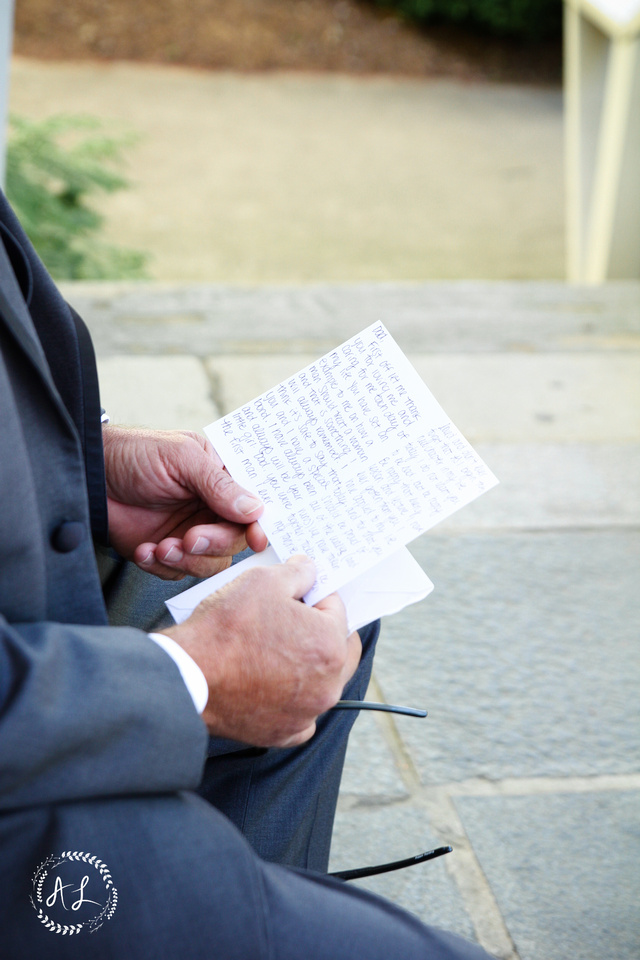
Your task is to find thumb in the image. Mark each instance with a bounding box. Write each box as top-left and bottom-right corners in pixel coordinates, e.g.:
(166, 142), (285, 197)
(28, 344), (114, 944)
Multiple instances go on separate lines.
(194, 446), (263, 523)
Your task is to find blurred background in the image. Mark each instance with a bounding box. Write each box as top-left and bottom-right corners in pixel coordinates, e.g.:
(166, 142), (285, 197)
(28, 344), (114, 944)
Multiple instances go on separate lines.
(2, 4), (639, 960)
(6, 0), (566, 283)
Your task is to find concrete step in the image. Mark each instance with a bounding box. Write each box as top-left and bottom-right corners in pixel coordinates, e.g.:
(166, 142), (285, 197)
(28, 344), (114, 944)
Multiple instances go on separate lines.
(63, 280), (640, 356)
(79, 280), (640, 532)
(73, 279), (640, 959)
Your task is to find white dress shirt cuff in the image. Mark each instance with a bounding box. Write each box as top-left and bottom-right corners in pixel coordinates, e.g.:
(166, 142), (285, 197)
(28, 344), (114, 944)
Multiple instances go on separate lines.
(148, 632), (209, 715)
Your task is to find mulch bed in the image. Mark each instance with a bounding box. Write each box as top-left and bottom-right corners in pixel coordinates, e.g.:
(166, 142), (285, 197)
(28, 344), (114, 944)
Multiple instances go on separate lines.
(14, 0), (561, 85)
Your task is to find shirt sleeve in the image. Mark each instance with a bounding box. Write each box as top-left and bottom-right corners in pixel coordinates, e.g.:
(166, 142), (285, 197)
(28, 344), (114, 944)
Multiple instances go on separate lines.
(148, 632), (209, 715)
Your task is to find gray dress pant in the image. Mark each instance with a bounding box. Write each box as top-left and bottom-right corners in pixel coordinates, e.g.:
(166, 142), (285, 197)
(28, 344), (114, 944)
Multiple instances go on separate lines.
(98, 545), (379, 871)
(15, 546), (492, 960)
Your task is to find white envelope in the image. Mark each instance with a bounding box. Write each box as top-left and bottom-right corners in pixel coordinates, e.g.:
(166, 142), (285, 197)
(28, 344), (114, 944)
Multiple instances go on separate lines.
(165, 545), (433, 635)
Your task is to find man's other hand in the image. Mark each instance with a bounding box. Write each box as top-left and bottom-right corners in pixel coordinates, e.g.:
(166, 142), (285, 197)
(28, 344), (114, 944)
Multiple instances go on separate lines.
(160, 556), (362, 747)
(103, 425), (268, 580)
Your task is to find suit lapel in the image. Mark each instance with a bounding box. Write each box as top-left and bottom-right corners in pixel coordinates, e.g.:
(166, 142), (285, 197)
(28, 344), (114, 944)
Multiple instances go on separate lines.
(0, 236), (75, 425)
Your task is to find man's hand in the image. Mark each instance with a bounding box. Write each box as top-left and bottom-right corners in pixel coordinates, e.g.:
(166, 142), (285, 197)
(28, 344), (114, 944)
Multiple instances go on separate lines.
(103, 425), (268, 580)
(160, 556), (362, 747)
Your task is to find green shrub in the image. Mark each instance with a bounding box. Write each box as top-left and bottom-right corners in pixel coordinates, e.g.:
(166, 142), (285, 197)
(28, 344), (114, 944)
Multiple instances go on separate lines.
(6, 114), (148, 280)
(373, 0), (562, 40)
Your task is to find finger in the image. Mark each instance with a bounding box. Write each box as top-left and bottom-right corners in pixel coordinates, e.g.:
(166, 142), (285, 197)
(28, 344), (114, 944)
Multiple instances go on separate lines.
(134, 544), (187, 581)
(276, 554), (317, 600)
(164, 554), (233, 580)
(246, 521), (269, 554)
(313, 591), (348, 636)
(340, 630), (363, 688)
(153, 537), (234, 579)
(277, 722), (318, 749)
(181, 522), (250, 559)
(135, 542), (160, 569)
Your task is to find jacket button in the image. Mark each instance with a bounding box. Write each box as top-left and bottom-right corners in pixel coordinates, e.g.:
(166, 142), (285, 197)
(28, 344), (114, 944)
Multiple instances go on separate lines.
(51, 521), (86, 553)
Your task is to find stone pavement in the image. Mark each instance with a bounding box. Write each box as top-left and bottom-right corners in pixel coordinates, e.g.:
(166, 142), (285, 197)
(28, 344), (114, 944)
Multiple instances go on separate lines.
(61, 278), (640, 960)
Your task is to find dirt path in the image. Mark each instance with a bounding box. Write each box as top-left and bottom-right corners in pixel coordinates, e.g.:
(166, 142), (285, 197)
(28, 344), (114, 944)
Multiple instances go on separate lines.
(11, 57), (564, 282)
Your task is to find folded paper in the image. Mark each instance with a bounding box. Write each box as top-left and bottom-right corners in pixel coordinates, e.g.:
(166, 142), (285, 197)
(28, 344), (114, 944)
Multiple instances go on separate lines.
(167, 322), (497, 626)
(165, 545), (433, 635)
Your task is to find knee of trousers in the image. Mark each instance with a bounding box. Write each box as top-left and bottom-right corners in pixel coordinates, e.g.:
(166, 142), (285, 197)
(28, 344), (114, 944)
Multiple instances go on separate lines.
(0, 793), (272, 959)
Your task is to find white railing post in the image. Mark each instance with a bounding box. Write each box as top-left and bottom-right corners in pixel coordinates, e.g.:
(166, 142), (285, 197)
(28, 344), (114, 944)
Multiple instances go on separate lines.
(0, 0), (15, 189)
(564, 0), (640, 281)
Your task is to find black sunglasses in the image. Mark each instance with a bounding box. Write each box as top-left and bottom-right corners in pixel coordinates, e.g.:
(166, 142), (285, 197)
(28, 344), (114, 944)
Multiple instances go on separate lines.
(328, 699), (452, 881)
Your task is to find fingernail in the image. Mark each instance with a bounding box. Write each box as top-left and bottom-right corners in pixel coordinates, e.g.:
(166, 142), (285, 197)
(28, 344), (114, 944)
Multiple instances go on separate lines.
(140, 551), (154, 566)
(163, 546), (183, 563)
(190, 537), (210, 555)
(235, 494), (262, 515)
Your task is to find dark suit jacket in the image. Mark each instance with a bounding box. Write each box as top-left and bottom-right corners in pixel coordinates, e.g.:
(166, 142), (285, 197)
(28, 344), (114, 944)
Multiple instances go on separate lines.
(0, 192), (207, 814)
(0, 195), (488, 960)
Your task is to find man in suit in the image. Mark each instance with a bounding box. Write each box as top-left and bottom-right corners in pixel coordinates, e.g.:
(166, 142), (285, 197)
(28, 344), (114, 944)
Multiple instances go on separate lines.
(0, 190), (492, 958)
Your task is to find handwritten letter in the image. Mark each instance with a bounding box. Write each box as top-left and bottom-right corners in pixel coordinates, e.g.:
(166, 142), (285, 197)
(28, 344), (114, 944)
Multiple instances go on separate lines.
(206, 323), (497, 604)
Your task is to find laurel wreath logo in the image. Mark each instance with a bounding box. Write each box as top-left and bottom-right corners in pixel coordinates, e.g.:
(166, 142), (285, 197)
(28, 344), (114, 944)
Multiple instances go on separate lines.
(30, 851), (118, 936)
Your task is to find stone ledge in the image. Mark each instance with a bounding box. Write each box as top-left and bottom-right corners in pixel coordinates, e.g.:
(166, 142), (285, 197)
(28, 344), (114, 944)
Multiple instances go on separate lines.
(61, 281), (640, 357)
